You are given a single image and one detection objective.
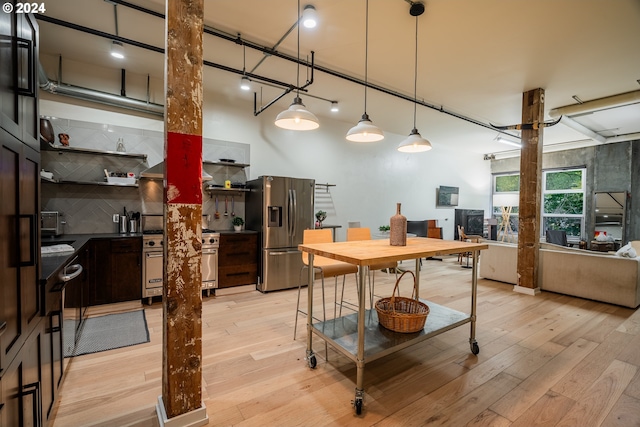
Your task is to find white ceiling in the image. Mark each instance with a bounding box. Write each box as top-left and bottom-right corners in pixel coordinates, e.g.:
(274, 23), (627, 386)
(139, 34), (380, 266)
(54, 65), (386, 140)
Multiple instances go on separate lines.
(37, 0), (640, 155)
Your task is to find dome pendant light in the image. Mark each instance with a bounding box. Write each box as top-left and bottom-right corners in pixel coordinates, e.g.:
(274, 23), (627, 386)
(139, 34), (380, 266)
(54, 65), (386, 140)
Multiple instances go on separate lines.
(398, 2), (432, 153)
(274, 0), (319, 131)
(346, 0), (384, 142)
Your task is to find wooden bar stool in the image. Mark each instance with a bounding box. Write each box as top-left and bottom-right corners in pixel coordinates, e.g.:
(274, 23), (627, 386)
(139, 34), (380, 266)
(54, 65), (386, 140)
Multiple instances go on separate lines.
(345, 227), (397, 312)
(293, 229), (358, 340)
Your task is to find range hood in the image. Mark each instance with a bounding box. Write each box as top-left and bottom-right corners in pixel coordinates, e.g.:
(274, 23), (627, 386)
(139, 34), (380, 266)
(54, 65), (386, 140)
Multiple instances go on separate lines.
(140, 162), (213, 181)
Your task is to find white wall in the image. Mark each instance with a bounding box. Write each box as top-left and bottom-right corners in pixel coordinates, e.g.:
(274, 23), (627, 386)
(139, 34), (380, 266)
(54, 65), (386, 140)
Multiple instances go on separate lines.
(40, 89), (491, 241)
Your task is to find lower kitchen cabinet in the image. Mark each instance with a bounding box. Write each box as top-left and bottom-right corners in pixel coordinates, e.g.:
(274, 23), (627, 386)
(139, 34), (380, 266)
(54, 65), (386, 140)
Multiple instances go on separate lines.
(218, 233), (258, 288)
(110, 238), (142, 303)
(89, 239), (112, 306)
(0, 318), (48, 427)
(67, 237), (142, 307)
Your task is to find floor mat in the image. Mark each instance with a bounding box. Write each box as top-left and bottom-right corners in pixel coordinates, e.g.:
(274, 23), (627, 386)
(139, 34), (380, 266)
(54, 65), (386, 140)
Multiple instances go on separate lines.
(64, 310), (149, 357)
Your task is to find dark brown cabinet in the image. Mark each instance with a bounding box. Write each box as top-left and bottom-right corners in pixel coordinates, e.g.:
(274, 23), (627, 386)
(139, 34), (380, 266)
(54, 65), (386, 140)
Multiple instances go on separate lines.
(0, 320), (45, 427)
(110, 238), (142, 303)
(69, 238), (142, 307)
(0, 128), (40, 380)
(218, 233), (258, 288)
(0, 12), (61, 426)
(0, 9), (39, 152)
(88, 239), (112, 306)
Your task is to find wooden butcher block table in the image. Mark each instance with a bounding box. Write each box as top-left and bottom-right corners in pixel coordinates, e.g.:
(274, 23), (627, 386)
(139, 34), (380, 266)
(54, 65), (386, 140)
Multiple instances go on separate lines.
(298, 237), (488, 415)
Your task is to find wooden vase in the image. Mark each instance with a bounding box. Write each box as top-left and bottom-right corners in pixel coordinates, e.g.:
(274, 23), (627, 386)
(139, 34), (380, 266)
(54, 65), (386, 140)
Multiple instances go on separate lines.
(389, 203), (407, 246)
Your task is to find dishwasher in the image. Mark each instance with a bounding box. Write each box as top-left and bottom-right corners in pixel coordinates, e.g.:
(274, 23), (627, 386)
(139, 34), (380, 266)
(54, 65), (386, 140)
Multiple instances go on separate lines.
(50, 256), (84, 357)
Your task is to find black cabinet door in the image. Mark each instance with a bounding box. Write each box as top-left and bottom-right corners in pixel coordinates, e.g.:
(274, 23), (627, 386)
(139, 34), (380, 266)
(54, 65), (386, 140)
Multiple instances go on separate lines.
(89, 240), (112, 306)
(0, 130), (39, 375)
(0, 320), (43, 427)
(110, 238), (142, 303)
(0, 10), (39, 149)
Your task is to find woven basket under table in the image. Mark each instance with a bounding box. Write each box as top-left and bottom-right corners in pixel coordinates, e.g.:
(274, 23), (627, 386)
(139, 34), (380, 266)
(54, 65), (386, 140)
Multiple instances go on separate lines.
(375, 270), (430, 333)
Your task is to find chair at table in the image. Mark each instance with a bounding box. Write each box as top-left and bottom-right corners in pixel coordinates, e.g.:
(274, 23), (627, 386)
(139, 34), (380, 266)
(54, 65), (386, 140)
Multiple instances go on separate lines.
(345, 227), (397, 312)
(294, 229), (358, 340)
(348, 221), (361, 228)
(546, 229), (568, 246)
(457, 225), (482, 265)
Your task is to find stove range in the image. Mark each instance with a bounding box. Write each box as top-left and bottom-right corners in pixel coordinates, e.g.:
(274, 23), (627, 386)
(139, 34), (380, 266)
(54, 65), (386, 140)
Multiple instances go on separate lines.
(143, 229), (164, 235)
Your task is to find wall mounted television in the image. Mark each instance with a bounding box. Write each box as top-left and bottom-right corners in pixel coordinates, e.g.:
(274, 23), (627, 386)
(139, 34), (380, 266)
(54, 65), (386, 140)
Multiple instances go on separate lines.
(437, 186), (459, 207)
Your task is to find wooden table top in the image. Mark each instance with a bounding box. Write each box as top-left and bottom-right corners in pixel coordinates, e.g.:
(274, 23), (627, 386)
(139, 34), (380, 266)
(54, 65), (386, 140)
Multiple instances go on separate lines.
(299, 237), (488, 266)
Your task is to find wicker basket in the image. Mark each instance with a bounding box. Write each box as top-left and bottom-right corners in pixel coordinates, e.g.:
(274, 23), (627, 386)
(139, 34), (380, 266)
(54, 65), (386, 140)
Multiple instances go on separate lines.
(375, 270), (429, 333)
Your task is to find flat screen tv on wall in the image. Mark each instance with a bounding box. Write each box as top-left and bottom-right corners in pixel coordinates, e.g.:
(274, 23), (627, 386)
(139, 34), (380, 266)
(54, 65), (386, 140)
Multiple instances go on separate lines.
(437, 186), (459, 207)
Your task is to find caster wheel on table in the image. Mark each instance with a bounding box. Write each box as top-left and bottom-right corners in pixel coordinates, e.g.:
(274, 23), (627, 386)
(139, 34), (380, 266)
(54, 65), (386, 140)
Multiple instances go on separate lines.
(471, 341), (480, 355)
(354, 398), (363, 415)
(308, 354), (317, 369)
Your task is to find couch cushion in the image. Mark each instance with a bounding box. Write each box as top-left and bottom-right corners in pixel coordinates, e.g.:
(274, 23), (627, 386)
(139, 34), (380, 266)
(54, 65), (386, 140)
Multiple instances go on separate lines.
(479, 242), (518, 285)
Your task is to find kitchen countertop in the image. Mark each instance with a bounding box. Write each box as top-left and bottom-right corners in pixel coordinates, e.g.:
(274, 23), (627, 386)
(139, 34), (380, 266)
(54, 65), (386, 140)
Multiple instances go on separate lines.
(40, 230), (257, 282)
(40, 233), (142, 283)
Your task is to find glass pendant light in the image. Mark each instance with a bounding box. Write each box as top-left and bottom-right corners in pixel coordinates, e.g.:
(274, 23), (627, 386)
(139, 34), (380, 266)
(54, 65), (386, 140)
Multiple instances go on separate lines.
(275, 0), (319, 131)
(346, 0), (384, 142)
(398, 2), (432, 153)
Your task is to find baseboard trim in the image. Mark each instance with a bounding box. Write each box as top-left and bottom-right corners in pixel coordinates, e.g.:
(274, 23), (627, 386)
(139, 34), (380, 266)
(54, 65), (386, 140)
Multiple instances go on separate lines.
(513, 285), (541, 296)
(156, 396), (208, 427)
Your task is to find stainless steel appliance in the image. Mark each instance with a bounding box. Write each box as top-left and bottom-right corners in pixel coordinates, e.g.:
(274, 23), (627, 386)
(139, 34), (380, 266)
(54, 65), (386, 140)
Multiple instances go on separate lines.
(246, 176), (315, 292)
(201, 230), (219, 295)
(142, 231), (163, 304)
(142, 228), (219, 303)
(41, 211), (65, 236)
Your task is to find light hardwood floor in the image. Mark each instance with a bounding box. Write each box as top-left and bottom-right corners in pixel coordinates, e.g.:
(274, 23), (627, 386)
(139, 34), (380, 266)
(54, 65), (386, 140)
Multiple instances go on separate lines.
(51, 256), (640, 427)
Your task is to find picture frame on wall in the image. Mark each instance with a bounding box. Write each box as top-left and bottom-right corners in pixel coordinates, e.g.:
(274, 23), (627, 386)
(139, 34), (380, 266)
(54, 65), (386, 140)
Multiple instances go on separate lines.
(437, 185), (459, 207)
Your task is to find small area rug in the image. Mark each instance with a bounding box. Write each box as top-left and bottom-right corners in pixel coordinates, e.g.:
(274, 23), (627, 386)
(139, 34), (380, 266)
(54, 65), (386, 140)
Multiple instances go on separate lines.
(64, 310), (149, 357)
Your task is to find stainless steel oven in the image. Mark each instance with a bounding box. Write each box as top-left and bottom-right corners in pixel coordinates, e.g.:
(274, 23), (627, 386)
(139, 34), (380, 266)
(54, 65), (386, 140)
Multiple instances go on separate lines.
(142, 229), (219, 302)
(202, 230), (219, 295)
(142, 232), (163, 304)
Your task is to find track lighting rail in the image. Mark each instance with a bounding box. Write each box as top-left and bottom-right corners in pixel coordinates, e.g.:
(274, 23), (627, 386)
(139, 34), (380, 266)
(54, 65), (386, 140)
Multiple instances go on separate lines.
(37, 3), (518, 139)
(254, 51), (316, 117)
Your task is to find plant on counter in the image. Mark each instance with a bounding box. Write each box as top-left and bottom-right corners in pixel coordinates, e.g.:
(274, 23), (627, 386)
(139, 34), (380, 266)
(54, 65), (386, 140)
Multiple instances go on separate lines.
(315, 210), (327, 222)
(379, 225), (390, 232)
(232, 216), (244, 231)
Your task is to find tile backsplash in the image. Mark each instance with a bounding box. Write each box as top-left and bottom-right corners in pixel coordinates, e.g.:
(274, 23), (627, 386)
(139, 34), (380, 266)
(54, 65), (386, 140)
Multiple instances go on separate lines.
(41, 117), (250, 234)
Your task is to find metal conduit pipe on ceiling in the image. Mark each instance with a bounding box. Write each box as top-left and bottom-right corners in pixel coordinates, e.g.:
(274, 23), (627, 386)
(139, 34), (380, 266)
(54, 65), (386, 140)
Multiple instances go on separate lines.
(549, 90), (640, 118)
(36, 6), (515, 138)
(549, 90), (640, 144)
(37, 62), (165, 116)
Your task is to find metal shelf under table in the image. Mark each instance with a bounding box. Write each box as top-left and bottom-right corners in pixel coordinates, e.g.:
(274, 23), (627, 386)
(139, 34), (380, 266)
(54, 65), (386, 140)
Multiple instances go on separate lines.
(311, 301), (471, 363)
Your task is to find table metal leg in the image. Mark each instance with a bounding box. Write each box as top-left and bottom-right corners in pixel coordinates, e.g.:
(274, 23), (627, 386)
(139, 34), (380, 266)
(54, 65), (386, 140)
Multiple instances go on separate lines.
(469, 250), (480, 355)
(354, 265), (367, 413)
(306, 254), (317, 367)
(414, 258), (421, 299)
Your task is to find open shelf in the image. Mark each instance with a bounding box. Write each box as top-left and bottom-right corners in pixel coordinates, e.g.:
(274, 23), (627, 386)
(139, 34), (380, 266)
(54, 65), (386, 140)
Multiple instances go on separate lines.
(41, 178), (138, 188)
(41, 142), (147, 160)
(203, 160), (249, 168)
(205, 186), (249, 193)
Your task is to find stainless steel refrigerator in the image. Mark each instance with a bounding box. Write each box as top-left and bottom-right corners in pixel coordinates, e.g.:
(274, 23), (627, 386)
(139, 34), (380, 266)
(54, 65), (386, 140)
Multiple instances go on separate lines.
(246, 176), (315, 292)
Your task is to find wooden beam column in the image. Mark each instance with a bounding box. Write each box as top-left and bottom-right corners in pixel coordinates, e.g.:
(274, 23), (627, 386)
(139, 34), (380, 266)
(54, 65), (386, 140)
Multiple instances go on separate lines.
(156, 1), (207, 426)
(515, 88), (545, 294)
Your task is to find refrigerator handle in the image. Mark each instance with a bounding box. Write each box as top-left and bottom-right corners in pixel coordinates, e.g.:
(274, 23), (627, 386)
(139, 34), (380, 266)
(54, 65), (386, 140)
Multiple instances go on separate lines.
(288, 188), (294, 237)
(291, 189), (298, 238)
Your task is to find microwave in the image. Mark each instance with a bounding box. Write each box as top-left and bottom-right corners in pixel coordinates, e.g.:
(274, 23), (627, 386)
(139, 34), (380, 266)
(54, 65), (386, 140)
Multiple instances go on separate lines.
(41, 211), (64, 236)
